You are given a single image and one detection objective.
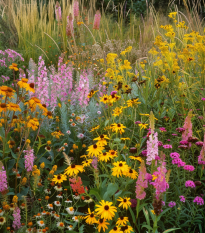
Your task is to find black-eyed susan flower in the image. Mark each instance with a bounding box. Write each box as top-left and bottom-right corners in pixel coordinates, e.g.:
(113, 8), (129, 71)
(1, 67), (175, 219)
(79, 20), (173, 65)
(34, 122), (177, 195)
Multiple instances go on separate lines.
(87, 144), (104, 157)
(25, 83), (35, 93)
(82, 159), (92, 167)
(138, 123), (148, 129)
(84, 208), (97, 225)
(120, 225), (133, 233)
(9, 63), (18, 71)
(43, 111), (53, 119)
(0, 103), (7, 112)
(107, 150), (117, 158)
(95, 200), (117, 220)
(7, 140), (15, 148)
(129, 156), (142, 162)
(112, 161), (129, 177)
(94, 134), (109, 146)
(17, 78), (28, 88)
(116, 216), (129, 226)
(7, 102), (21, 112)
(100, 94), (110, 104)
(52, 174), (67, 184)
(27, 118), (39, 131)
(125, 168), (138, 179)
(117, 197), (131, 209)
(64, 164), (84, 177)
(0, 86), (15, 98)
(109, 226), (123, 233)
(99, 152), (111, 162)
(111, 123), (126, 134)
(112, 107), (123, 117)
(97, 218), (109, 232)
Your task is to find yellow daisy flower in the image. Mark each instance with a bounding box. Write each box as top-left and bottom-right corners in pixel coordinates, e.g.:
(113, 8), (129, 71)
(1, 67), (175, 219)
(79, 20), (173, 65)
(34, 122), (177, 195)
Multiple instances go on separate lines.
(95, 200), (117, 220)
(117, 197), (131, 210)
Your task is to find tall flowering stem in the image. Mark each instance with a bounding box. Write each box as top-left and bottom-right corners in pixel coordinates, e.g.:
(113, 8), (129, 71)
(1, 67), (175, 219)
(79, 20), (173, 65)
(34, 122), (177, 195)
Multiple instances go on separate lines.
(93, 10), (101, 30)
(73, 0), (79, 19)
(66, 14), (74, 37)
(55, 1), (62, 21)
(23, 146), (35, 172)
(0, 164), (8, 194)
(146, 132), (158, 165)
(198, 133), (205, 166)
(12, 207), (21, 230)
(182, 110), (193, 147)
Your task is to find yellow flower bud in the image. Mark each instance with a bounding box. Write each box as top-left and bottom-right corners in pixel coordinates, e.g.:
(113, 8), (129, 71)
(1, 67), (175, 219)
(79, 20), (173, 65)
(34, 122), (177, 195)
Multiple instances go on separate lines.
(12, 195), (18, 203)
(52, 165), (57, 171)
(40, 162), (45, 169)
(21, 177), (27, 185)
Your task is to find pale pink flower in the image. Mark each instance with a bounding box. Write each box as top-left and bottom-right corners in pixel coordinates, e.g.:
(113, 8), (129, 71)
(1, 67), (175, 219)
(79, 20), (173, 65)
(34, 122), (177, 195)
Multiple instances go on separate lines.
(93, 10), (101, 30)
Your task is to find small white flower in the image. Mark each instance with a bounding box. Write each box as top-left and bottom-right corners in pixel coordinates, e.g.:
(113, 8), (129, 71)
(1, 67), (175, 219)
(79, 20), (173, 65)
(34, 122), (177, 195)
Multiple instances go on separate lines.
(77, 133), (84, 139)
(66, 207), (74, 215)
(67, 225), (73, 231)
(41, 211), (47, 216)
(66, 130), (71, 135)
(0, 210), (4, 216)
(65, 199), (72, 204)
(71, 113), (75, 117)
(54, 201), (61, 207)
(57, 222), (65, 228)
(84, 198), (93, 203)
(54, 214), (60, 220)
(64, 143), (68, 147)
(72, 216), (79, 222)
(56, 194), (63, 199)
(73, 194), (80, 200)
(0, 217), (6, 225)
(50, 211), (56, 216)
(47, 204), (53, 209)
(35, 213), (42, 218)
(44, 189), (51, 194)
(26, 228), (33, 233)
(37, 220), (45, 227)
(54, 186), (63, 192)
(97, 111), (101, 115)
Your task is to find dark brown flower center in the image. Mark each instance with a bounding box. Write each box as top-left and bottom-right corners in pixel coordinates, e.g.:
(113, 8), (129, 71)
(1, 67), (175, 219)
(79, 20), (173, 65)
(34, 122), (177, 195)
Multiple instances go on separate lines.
(57, 175), (61, 179)
(117, 124), (121, 127)
(99, 219), (104, 223)
(103, 152), (107, 156)
(42, 104), (46, 108)
(71, 164), (76, 168)
(47, 111), (52, 116)
(93, 144), (97, 149)
(123, 199), (127, 202)
(113, 226), (117, 230)
(29, 83), (35, 88)
(0, 218), (4, 222)
(120, 216), (124, 220)
(129, 169), (133, 173)
(104, 205), (109, 210)
(0, 103), (7, 108)
(90, 213), (94, 217)
(10, 141), (15, 145)
(100, 135), (104, 139)
(119, 163), (123, 167)
(111, 151), (115, 155)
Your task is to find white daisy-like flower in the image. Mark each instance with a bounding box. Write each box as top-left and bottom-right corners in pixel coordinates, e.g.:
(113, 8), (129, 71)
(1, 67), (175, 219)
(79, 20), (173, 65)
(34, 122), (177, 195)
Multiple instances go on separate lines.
(66, 207), (74, 215)
(97, 111), (101, 115)
(26, 228), (33, 233)
(41, 211), (47, 216)
(71, 113), (75, 117)
(65, 199), (72, 204)
(77, 133), (84, 139)
(9, 204), (15, 211)
(44, 189), (51, 194)
(56, 194), (63, 199)
(84, 197), (93, 203)
(64, 143), (68, 147)
(73, 194), (80, 200)
(35, 213), (42, 218)
(54, 186), (63, 192)
(54, 214), (60, 220)
(0, 210), (4, 216)
(50, 211), (56, 216)
(66, 130), (71, 135)
(54, 201), (61, 207)
(0, 217), (6, 225)
(72, 216), (79, 222)
(37, 229), (44, 233)
(69, 119), (73, 122)
(67, 225), (73, 231)
(57, 222), (65, 229)
(47, 204), (53, 209)
(20, 203), (26, 209)
(37, 220), (45, 227)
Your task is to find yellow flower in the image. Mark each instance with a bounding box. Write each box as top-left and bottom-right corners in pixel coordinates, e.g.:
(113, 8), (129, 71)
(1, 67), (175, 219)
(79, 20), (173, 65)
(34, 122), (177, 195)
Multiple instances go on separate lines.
(47, 141), (52, 145)
(117, 197), (131, 209)
(111, 123), (126, 134)
(26, 139), (31, 144)
(40, 162), (45, 169)
(112, 107), (123, 117)
(0, 86), (15, 98)
(9, 63), (18, 71)
(125, 168), (138, 179)
(64, 164), (84, 177)
(73, 144), (78, 149)
(21, 177), (27, 185)
(87, 144), (104, 157)
(112, 161), (129, 177)
(17, 78), (28, 88)
(52, 174), (67, 184)
(82, 159), (93, 167)
(0, 103), (7, 112)
(58, 103), (61, 108)
(116, 216), (129, 226)
(27, 118), (39, 131)
(52, 165), (57, 171)
(138, 123), (148, 129)
(82, 144), (86, 148)
(95, 200), (117, 220)
(12, 195), (18, 203)
(94, 134), (109, 146)
(7, 140), (15, 148)
(77, 21), (84, 25)
(100, 94), (110, 104)
(97, 218), (110, 232)
(7, 102), (21, 112)
(25, 83), (35, 93)
(84, 208), (97, 225)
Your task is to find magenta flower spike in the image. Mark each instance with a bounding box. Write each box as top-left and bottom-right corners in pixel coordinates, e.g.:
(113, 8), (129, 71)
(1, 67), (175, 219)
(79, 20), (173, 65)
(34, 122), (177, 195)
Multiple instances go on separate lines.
(93, 10), (101, 30)
(73, 0), (79, 18)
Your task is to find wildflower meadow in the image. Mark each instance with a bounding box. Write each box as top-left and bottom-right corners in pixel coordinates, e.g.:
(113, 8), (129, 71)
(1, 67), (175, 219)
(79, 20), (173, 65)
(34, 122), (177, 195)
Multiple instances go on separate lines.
(0, 0), (205, 232)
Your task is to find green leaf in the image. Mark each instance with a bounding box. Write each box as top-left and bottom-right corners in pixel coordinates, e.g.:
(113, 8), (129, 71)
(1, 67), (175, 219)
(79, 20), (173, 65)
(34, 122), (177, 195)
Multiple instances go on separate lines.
(11, 151), (17, 159)
(143, 207), (150, 228)
(89, 188), (102, 201)
(8, 159), (16, 170)
(163, 229), (180, 233)
(79, 224), (84, 233)
(142, 225), (153, 231)
(105, 119), (109, 126)
(103, 183), (118, 201)
(7, 192), (15, 196)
